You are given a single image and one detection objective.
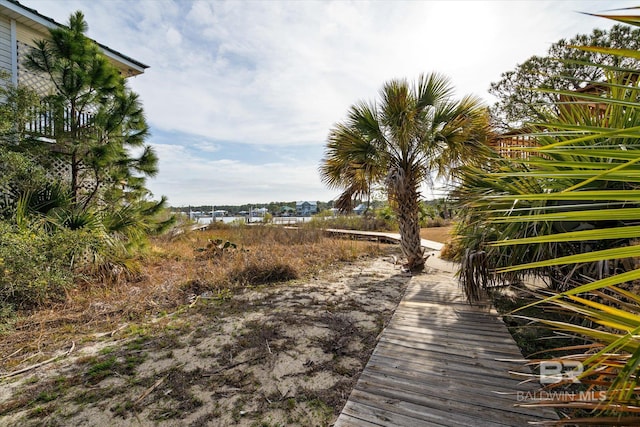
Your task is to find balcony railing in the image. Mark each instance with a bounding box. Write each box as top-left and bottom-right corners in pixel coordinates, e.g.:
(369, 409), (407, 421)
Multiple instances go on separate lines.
(25, 102), (95, 142)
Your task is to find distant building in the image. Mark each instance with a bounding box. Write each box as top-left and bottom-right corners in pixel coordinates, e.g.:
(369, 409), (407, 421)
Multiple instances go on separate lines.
(280, 206), (295, 216)
(296, 201), (317, 216)
(252, 207), (269, 217)
(354, 203), (367, 215)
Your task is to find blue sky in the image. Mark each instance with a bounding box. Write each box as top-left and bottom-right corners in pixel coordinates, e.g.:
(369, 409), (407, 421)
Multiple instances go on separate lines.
(24, 0), (633, 206)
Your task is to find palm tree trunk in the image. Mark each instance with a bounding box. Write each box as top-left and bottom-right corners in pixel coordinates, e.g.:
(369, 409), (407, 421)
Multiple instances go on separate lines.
(388, 168), (425, 271)
(397, 191), (424, 271)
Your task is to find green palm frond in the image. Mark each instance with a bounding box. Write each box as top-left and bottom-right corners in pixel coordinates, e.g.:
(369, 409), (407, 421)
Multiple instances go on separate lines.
(453, 7), (640, 422)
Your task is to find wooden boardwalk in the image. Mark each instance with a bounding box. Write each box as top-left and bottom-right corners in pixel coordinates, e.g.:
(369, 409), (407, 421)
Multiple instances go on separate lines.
(324, 228), (444, 252)
(334, 269), (557, 426)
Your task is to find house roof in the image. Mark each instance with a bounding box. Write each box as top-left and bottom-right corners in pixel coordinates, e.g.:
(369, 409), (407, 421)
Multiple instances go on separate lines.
(0, 0), (148, 76)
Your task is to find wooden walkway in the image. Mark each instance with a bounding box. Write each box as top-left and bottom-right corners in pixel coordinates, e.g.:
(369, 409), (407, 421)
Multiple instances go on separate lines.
(334, 267), (557, 426)
(324, 229), (444, 252)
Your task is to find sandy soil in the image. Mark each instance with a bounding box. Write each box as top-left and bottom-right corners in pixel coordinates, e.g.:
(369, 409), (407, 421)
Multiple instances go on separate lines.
(0, 250), (420, 426)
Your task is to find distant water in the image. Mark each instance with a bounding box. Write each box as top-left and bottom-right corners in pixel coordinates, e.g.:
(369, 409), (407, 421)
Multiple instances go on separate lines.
(196, 216), (311, 225)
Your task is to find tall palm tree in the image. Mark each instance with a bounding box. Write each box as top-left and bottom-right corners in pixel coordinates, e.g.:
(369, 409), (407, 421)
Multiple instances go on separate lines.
(320, 73), (490, 271)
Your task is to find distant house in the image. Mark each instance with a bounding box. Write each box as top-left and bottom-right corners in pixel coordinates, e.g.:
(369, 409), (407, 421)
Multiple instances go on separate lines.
(296, 201), (317, 216)
(280, 206), (295, 216)
(354, 203), (368, 215)
(252, 207), (269, 217)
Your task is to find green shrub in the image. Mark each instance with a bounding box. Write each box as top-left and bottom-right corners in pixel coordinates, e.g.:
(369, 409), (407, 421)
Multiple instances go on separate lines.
(0, 221), (103, 311)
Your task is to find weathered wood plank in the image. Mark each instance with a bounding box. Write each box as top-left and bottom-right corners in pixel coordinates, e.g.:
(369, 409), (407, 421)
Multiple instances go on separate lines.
(359, 363), (533, 407)
(370, 343), (526, 378)
(358, 368), (542, 416)
(347, 388), (512, 427)
(366, 355), (533, 391)
(353, 377), (543, 426)
(383, 323), (519, 345)
(343, 391), (474, 427)
(333, 256), (557, 426)
(379, 330), (525, 357)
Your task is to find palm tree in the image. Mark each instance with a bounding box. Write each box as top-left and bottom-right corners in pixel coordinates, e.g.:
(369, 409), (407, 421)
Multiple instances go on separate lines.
(320, 73), (490, 271)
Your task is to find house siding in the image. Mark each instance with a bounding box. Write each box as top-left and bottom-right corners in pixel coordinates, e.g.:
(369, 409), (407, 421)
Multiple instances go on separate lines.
(15, 22), (46, 47)
(0, 16), (11, 74)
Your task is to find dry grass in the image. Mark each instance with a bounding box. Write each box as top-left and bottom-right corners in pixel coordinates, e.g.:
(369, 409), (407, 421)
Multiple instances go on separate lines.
(0, 226), (383, 372)
(419, 225), (453, 244)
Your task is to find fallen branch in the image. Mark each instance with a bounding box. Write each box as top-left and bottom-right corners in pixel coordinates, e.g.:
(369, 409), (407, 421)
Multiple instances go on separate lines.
(1, 347), (24, 361)
(0, 342), (75, 380)
(134, 375), (166, 406)
(92, 323), (129, 339)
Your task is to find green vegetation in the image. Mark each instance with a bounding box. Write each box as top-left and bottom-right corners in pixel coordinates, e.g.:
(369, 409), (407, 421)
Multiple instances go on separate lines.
(453, 8), (640, 424)
(490, 23), (640, 129)
(320, 73), (489, 270)
(25, 11), (157, 208)
(0, 12), (173, 315)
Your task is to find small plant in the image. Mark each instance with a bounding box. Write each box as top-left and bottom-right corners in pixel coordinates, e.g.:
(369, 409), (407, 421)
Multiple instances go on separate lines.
(86, 356), (117, 383)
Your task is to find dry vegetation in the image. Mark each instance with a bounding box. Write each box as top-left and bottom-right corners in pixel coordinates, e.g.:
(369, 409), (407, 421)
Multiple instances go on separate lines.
(419, 225), (452, 245)
(0, 225), (417, 426)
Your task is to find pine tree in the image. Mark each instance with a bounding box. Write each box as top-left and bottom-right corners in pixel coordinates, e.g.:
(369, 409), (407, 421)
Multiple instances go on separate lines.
(24, 11), (157, 208)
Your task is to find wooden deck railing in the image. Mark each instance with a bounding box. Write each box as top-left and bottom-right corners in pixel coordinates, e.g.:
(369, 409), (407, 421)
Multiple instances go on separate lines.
(25, 102), (94, 140)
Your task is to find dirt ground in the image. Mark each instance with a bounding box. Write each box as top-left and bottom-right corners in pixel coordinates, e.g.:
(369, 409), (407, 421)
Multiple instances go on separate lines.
(0, 249), (420, 426)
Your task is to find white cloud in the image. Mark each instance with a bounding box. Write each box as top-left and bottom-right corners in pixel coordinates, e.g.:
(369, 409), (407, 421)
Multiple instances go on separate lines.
(194, 141), (220, 153)
(165, 27), (182, 47)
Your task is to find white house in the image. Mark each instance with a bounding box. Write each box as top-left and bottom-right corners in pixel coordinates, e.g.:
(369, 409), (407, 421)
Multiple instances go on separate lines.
(252, 207), (269, 217)
(354, 203), (368, 215)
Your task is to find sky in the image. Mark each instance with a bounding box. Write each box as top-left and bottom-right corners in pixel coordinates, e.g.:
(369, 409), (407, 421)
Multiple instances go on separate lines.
(22, 0), (636, 206)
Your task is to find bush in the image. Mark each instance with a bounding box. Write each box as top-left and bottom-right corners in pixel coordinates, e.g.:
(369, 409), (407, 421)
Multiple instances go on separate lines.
(0, 221), (104, 311)
(0, 222), (69, 310)
(227, 258), (298, 285)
